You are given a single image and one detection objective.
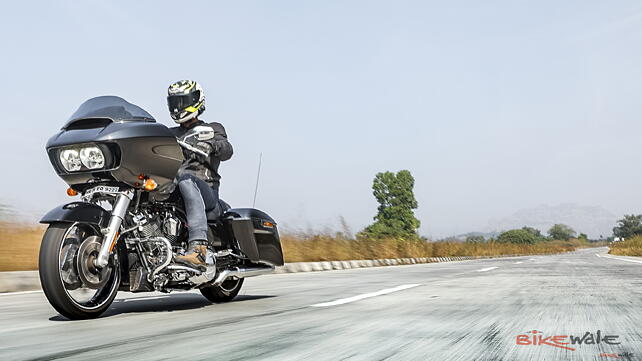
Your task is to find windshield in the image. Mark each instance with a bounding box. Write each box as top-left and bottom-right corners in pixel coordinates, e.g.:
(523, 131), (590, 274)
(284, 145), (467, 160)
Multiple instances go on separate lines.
(65, 96), (155, 126)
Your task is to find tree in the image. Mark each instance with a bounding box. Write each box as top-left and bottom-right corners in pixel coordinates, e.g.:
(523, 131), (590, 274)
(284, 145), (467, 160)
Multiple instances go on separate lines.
(613, 214), (642, 239)
(521, 226), (545, 241)
(548, 224), (576, 241)
(578, 233), (588, 241)
(496, 229), (539, 244)
(359, 170), (420, 239)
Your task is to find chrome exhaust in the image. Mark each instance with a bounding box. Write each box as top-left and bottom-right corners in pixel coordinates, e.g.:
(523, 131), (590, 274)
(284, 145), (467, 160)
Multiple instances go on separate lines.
(166, 263), (275, 287)
(148, 237), (173, 282)
(210, 265), (275, 286)
(167, 264), (203, 273)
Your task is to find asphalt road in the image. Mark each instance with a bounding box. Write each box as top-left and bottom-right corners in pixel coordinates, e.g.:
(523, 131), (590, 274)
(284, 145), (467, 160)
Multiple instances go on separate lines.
(1, 247), (641, 361)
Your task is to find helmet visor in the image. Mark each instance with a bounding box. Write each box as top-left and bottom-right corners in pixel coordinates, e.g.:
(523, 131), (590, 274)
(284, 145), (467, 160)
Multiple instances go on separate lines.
(167, 90), (200, 114)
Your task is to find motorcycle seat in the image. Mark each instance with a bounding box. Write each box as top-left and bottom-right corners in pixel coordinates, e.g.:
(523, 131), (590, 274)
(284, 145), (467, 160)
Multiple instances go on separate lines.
(206, 199), (231, 221)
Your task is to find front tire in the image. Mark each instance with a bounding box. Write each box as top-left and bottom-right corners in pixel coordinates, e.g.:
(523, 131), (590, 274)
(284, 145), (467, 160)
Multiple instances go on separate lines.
(200, 278), (244, 302)
(39, 223), (120, 320)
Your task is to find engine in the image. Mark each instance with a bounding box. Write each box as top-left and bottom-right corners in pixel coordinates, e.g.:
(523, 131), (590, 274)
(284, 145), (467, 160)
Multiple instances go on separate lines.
(123, 206), (248, 292)
(131, 208), (184, 246)
(124, 207), (189, 292)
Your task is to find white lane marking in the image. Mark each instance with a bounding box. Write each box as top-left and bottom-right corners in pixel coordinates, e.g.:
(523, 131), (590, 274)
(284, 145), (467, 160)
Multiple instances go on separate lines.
(477, 266), (499, 272)
(600, 254), (642, 264)
(514, 261), (524, 264)
(311, 284), (421, 307)
(0, 290), (42, 296)
(529, 258), (536, 261)
(115, 296), (172, 303)
(595, 254), (602, 258)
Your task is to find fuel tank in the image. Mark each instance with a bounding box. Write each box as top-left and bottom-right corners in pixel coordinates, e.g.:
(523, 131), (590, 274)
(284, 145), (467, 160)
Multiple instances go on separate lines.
(46, 96), (183, 192)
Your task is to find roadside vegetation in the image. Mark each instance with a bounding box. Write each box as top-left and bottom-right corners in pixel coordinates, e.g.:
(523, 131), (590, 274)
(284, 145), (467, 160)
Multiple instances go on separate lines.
(0, 222), (44, 271)
(609, 236), (642, 256)
(282, 233), (584, 262)
(0, 170), (609, 271)
(284, 170), (599, 263)
(608, 215), (642, 256)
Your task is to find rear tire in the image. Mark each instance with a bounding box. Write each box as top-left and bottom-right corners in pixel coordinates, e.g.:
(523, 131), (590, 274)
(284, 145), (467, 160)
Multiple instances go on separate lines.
(39, 223), (120, 320)
(200, 278), (244, 302)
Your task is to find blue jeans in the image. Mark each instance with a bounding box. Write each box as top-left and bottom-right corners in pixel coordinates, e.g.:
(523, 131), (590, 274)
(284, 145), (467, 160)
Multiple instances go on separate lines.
(177, 174), (219, 242)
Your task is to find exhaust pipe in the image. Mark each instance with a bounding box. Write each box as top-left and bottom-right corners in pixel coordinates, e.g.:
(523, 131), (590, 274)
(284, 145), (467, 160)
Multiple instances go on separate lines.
(211, 265), (275, 286)
(167, 263), (275, 286)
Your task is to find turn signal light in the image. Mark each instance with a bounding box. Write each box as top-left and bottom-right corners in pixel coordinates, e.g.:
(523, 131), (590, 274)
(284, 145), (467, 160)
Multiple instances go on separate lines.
(66, 188), (78, 196)
(262, 221), (275, 228)
(143, 178), (158, 191)
(137, 174), (146, 180)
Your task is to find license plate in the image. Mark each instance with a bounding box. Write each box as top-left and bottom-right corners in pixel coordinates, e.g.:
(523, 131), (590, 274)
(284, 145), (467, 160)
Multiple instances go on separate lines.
(84, 185), (120, 196)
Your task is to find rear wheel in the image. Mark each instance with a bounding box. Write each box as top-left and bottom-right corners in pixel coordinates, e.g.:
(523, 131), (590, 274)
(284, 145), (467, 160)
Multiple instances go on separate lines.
(39, 223), (120, 320)
(200, 277), (244, 302)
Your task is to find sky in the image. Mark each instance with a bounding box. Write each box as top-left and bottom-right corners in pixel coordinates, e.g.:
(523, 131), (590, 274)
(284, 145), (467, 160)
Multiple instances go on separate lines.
(2, 1), (642, 238)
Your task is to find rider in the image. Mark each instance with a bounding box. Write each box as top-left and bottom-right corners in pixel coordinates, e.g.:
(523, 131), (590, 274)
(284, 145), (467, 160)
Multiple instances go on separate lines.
(166, 80), (233, 269)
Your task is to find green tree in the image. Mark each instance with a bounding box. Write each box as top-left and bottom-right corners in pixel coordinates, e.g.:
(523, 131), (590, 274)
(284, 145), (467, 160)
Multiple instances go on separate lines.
(548, 224), (576, 240)
(578, 233), (588, 241)
(359, 170), (420, 239)
(496, 229), (539, 244)
(613, 214), (642, 239)
(521, 226), (545, 241)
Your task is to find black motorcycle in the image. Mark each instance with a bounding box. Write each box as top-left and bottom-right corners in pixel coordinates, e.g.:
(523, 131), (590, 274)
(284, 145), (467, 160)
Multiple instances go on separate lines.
(38, 96), (284, 320)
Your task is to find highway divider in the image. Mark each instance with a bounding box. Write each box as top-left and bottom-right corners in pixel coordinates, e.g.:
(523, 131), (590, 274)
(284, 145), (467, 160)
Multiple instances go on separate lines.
(274, 255), (489, 273)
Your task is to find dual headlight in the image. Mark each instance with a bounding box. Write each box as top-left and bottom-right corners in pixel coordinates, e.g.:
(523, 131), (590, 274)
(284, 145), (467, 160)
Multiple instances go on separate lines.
(59, 146), (105, 172)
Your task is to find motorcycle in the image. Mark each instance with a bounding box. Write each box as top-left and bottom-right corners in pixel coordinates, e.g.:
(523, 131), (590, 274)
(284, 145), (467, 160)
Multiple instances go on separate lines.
(38, 96), (284, 320)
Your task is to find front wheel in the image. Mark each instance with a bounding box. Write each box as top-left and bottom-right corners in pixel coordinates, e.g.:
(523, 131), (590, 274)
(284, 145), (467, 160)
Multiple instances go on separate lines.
(200, 277), (244, 303)
(39, 222), (120, 320)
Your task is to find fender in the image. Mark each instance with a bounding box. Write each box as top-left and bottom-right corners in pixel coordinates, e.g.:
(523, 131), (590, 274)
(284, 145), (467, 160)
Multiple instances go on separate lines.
(40, 202), (110, 227)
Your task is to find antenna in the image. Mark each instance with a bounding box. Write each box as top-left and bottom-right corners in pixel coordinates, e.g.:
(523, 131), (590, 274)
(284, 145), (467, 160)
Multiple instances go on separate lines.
(252, 152), (262, 208)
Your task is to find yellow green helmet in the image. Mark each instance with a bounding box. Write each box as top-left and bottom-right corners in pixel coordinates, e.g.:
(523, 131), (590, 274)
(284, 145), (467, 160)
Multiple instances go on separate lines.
(167, 80), (205, 123)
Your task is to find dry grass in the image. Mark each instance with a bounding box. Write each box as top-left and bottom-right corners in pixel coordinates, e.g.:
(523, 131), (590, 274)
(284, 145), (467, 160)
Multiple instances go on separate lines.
(608, 236), (642, 256)
(0, 222), (45, 271)
(281, 233), (582, 263)
(0, 223), (593, 271)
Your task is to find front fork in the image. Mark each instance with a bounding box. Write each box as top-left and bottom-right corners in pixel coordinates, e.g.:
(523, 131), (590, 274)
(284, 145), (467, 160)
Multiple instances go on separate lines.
(95, 189), (134, 268)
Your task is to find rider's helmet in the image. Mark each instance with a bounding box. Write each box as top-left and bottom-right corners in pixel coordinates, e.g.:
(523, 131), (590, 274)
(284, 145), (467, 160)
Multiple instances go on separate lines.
(167, 80), (205, 124)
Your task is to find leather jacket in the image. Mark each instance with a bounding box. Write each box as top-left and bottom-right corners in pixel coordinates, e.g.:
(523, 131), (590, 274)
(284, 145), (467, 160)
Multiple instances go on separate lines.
(170, 120), (233, 190)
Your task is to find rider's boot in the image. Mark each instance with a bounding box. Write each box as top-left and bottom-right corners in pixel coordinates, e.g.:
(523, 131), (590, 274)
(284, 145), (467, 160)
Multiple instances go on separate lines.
(175, 241), (208, 270)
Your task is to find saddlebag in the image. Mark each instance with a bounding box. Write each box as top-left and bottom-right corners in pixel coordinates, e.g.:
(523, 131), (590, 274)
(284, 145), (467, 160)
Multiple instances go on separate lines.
(223, 208), (284, 266)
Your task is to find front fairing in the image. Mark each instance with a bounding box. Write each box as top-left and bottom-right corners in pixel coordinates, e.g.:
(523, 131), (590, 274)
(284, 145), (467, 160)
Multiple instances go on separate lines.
(46, 96), (184, 192)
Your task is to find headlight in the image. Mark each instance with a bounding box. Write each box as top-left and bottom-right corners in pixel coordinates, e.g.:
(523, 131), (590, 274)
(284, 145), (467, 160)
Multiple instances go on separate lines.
(79, 146), (105, 169)
(58, 145), (106, 172)
(59, 149), (81, 172)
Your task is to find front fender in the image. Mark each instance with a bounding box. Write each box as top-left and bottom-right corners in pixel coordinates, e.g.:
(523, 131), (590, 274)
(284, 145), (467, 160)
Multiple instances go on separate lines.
(40, 202), (110, 227)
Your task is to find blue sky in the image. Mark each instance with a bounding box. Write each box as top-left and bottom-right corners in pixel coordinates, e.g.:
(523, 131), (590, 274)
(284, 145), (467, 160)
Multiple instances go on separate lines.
(2, 1), (642, 237)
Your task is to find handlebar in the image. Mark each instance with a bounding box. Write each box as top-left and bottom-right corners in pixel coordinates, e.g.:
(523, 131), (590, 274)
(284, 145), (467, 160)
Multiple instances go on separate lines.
(177, 140), (209, 157)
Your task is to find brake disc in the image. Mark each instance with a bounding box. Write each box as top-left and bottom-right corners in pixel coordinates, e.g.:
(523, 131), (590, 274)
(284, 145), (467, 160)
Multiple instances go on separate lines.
(76, 236), (112, 290)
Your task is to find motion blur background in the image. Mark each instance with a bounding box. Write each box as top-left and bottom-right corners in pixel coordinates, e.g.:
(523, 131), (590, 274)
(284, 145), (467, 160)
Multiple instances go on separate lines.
(2, 1), (642, 238)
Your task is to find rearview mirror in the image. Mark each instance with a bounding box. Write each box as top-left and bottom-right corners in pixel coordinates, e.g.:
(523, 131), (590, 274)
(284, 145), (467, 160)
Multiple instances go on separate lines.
(193, 125), (215, 141)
